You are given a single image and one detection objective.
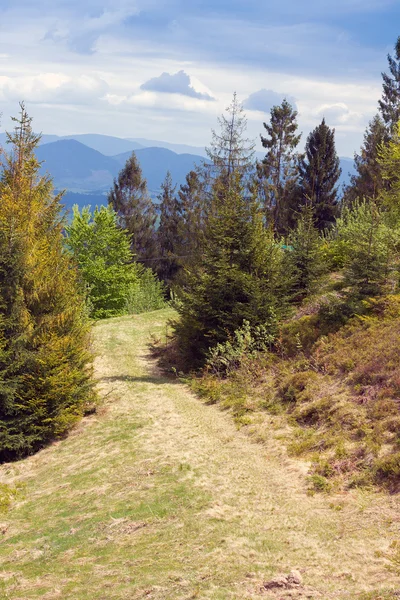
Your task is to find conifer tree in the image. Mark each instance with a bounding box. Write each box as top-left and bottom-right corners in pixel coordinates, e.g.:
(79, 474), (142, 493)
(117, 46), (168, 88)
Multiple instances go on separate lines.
(259, 99), (302, 234)
(108, 153), (157, 261)
(206, 92), (255, 190)
(0, 105), (93, 461)
(343, 115), (386, 207)
(298, 118), (341, 231)
(379, 36), (400, 134)
(174, 172), (291, 363)
(157, 172), (182, 287)
(287, 205), (325, 301)
(178, 170), (206, 270)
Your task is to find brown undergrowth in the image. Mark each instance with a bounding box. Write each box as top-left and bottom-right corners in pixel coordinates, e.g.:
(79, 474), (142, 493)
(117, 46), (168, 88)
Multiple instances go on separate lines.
(158, 294), (400, 493)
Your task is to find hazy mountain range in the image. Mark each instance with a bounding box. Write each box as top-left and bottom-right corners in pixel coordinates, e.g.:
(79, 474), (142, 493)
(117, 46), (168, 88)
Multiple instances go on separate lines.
(0, 132), (356, 213)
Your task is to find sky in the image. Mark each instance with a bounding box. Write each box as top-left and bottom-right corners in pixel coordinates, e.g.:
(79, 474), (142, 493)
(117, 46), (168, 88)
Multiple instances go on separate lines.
(0, 0), (399, 156)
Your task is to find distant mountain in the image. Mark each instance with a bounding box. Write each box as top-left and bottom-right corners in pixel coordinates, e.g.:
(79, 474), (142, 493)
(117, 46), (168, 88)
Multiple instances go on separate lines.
(115, 147), (206, 194)
(338, 157), (356, 190)
(36, 140), (119, 192)
(128, 138), (208, 158)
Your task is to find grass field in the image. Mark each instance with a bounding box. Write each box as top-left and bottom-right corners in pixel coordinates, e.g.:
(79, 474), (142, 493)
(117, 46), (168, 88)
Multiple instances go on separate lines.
(0, 309), (399, 599)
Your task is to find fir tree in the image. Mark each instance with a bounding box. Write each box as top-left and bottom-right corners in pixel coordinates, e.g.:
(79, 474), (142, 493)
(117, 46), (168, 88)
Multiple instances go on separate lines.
(298, 118), (341, 231)
(157, 172), (182, 287)
(108, 153), (157, 261)
(259, 99), (302, 233)
(0, 105), (94, 461)
(343, 115), (386, 207)
(379, 36), (400, 134)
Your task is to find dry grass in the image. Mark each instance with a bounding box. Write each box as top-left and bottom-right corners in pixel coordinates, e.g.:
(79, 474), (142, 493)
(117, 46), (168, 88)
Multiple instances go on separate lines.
(0, 309), (399, 598)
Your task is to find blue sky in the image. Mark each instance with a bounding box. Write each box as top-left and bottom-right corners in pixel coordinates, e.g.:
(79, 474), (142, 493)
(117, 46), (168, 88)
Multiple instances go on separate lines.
(0, 0), (398, 156)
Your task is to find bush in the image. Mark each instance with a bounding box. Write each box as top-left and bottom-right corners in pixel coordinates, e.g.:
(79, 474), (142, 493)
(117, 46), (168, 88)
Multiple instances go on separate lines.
(126, 267), (166, 314)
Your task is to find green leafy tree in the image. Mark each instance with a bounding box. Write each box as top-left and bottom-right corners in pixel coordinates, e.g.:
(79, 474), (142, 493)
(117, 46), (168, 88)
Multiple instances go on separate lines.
(108, 153), (157, 261)
(157, 172), (182, 287)
(379, 36), (400, 134)
(343, 115), (386, 207)
(0, 105), (94, 461)
(259, 99), (302, 233)
(298, 118), (341, 230)
(65, 205), (140, 319)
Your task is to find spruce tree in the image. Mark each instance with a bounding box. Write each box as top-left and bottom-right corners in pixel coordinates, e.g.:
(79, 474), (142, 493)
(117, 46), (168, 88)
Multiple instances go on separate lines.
(157, 172), (182, 287)
(0, 106), (94, 461)
(174, 173), (291, 364)
(259, 99), (302, 233)
(178, 170), (206, 270)
(298, 118), (341, 231)
(206, 92), (255, 190)
(343, 115), (386, 207)
(108, 153), (157, 261)
(379, 36), (400, 134)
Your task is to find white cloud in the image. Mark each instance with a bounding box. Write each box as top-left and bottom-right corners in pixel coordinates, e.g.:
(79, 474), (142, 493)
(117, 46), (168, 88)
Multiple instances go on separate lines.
(243, 89), (297, 113)
(140, 70), (215, 101)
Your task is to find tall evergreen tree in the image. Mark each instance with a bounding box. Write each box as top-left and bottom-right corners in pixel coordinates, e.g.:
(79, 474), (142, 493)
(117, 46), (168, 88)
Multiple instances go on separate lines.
(259, 99), (302, 233)
(379, 36), (400, 134)
(174, 172), (291, 364)
(0, 106), (94, 461)
(108, 153), (157, 261)
(298, 118), (341, 230)
(206, 92), (255, 190)
(157, 172), (182, 287)
(343, 115), (386, 207)
(178, 170), (206, 270)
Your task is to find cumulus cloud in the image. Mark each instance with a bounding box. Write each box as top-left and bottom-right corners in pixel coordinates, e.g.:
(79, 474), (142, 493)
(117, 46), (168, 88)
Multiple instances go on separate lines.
(140, 70), (215, 101)
(317, 102), (362, 126)
(0, 73), (109, 105)
(243, 89), (297, 113)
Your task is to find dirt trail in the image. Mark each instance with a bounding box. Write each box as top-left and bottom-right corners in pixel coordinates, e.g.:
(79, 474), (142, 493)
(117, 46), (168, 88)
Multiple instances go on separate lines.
(93, 312), (400, 599)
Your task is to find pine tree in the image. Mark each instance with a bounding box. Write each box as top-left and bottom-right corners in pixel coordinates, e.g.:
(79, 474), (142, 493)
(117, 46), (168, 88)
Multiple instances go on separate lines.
(157, 172), (182, 287)
(65, 205), (140, 318)
(258, 99), (302, 233)
(343, 115), (386, 207)
(379, 36), (400, 134)
(108, 153), (157, 261)
(298, 118), (341, 231)
(0, 105), (94, 461)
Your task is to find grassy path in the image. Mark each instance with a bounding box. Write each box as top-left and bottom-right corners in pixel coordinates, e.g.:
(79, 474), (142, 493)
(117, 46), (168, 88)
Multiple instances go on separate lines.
(0, 309), (399, 599)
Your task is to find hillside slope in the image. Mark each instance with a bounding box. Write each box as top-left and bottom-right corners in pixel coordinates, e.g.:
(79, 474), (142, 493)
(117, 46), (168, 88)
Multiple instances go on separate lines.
(0, 310), (398, 599)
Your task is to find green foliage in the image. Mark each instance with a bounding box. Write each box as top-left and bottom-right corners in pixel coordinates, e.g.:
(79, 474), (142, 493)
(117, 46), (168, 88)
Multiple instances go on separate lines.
(125, 267), (166, 314)
(174, 173), (293, 365)
(108, 152), (157, 261)
(65, 205), (140, 319)
(157, 171), (182, 287)
(287, 206), (326, 301)
(0, 105), (94, 461)
(379, 35), (400, 134)
(258, 98), (302, 233)
(298, 118), (341, 230)
(330, 200), (399, 297)
(206, 319), (276, 376)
